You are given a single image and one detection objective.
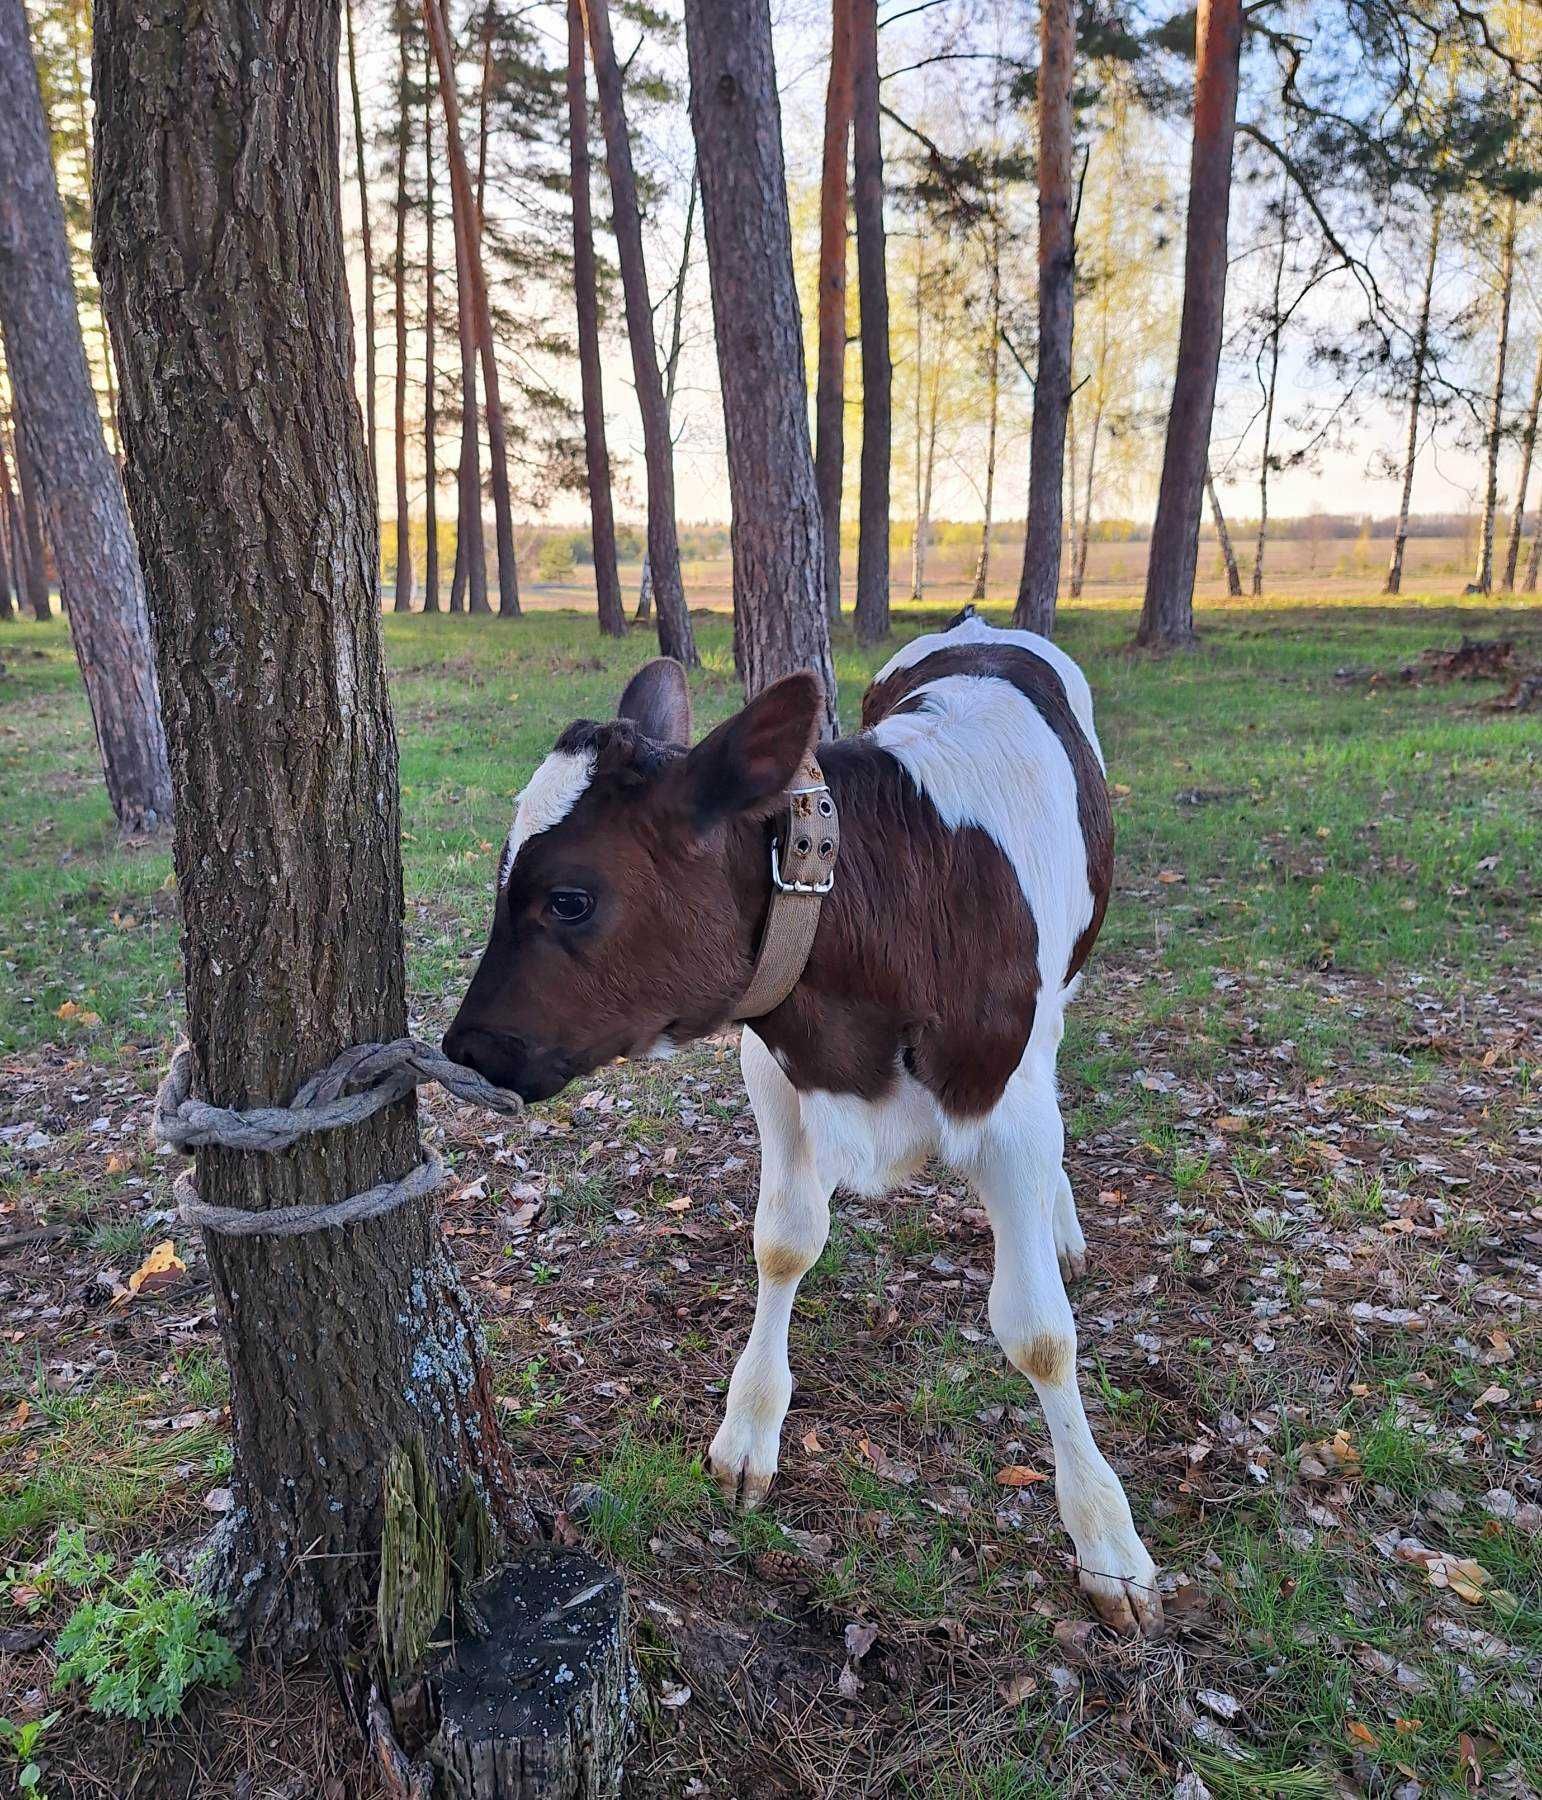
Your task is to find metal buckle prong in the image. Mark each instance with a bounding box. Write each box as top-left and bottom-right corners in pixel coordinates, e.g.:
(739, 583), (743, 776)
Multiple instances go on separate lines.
(770, 838), (835, 895)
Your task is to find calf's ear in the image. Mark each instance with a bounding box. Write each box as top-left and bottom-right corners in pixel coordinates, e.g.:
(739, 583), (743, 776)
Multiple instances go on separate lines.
(617, 657), (691, 746)
(677, 672), (824, 826)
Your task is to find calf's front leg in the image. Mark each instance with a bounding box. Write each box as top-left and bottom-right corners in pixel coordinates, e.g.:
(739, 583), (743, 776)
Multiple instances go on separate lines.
(972, 1090), (1162, 1636)
(709, 1030), (833, 1510)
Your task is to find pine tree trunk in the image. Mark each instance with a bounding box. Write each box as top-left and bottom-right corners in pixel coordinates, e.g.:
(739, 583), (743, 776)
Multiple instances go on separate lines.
(1470, 193), (1515, 597)
(684, 0), (837, 731)
(0, 0), (172, 830)
(1079, 397), (1101, 594)
(814, 0), (852, 625)
(11, 412), (51, 619)
(345, 0), (378, 506)
(1063, 398), (1079, 597)
(422, 51), (441, 615)
(568, 0), (625, 639)
(1524, 522), (1541, 594)
(1206, 467), (1242, 596)
(0, 422), (13, 619)
(392, 14), (415, 614)
(909, 248), (924, 602)
(1138, 0), (1243, 649)
(0, 414), (24, 621)
(970, 215), (1001, 602)
(914, 322), (941, 603)
(636, 176), (697, 625)
(1384, 199), (1440, 596)
(94, 0), (537, 1659)
(583, 0), (696, 666)
(1500, 333), (1541, 591)
(424, 0), (520, 618)
(1252, 181), (1287, 598)
(1013, 0), (1074, 635)
(450, 222), (487, 615)
(849, 0), (889, 644)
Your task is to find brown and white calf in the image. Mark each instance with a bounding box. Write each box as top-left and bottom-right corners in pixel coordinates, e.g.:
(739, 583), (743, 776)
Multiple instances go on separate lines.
(445, 612), (1161, 1634)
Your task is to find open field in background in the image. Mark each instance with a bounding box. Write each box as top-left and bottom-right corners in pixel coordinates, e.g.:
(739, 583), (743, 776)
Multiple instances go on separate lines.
(382, 531), (1514, 613)
(0, 596), (1538, 1797)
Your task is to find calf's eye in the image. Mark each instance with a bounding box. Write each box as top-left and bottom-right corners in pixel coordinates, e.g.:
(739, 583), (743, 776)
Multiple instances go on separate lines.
(545, 887), (595, 924)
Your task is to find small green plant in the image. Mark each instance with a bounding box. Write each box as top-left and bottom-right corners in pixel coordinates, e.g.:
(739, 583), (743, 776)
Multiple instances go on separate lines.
(40, 1530), (238, 1721)
(0, 1710), (60, 1797)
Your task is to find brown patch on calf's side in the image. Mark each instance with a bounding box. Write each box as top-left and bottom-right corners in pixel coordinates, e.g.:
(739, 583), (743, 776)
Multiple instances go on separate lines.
(862, 644), (1113, 982)
(748, 738), (1040, 1118)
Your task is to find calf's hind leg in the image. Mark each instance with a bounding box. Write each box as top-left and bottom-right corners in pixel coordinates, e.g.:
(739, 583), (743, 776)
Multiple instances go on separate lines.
(709, 1029), (833, 1510)
(970, 1080), (1162, 1635)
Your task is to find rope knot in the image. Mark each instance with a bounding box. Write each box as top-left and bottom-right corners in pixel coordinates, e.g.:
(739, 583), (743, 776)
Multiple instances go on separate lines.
(153, 1037), (524, 1238)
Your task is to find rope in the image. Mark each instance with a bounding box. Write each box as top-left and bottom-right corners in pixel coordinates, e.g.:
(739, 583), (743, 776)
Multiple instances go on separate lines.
(153, 1038), (523, 1238)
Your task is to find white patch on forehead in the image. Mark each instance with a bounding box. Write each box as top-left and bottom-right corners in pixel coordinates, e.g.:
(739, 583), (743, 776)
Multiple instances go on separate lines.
(498, 748), (595, 887)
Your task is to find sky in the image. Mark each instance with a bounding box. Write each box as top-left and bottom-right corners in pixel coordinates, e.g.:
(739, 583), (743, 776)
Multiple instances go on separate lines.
(342, 0), (1517, 534)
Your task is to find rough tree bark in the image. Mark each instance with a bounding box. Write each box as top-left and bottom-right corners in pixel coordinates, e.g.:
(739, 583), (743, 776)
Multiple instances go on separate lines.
(425, 0), (520, 616)
(422, 47), (441, 614)
(0, 0), (172, 830)
(1470, 191), (1516, 597)
(568, 0), (625, 639)
(392, 11), (415, 613)
(909, 246), (924, 602)
(345, 0), (378, 504)
(684, 0), (837, 731)
(1384, 198), (1441, 596)
(815, 0), (853, 625)
(1138, 0), (1243, 648)
(0, 415), (21, 622)
(1501, 333), (1541, 592)
(850, 0), (889, 644)
(583, 0), (696, 667)
(11, 404), (52, 620)
(1013, 0), (1074, 636)
(449, 206), (487, 613)
(94, 0), (538, 1659)
(1206, 467), (1242, 596)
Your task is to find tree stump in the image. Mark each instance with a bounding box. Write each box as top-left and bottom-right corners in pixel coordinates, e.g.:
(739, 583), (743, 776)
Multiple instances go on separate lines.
(429, 1550), (632, 1800)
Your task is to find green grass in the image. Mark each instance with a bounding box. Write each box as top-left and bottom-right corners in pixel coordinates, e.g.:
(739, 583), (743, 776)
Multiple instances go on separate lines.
(578, 1430), (712, 1567)
(2, 598), (1537, 1054)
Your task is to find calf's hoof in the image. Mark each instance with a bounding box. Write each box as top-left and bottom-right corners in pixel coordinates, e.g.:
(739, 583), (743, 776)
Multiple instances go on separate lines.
(1078, 1556), (1164, 1638)
(708, 1419), (778, 1511)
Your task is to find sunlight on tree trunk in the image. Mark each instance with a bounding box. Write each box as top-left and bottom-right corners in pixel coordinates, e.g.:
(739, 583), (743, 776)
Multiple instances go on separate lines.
(850, 0), (890, 645)
(684, 0), (837, 731)
(1206, 468), (1243, 597)
(1384, 199), (1441, 597)
(1014, 0), (1074, 636)
(583, 0), (697, 666)
(1470, 192), (1516, 597)
(815, 0), (853, 626)
(425, 0), (521, 617)
(567, 0), (625, 638)
(0, 0), (172, 831)
(1138, 0), (1243, 649)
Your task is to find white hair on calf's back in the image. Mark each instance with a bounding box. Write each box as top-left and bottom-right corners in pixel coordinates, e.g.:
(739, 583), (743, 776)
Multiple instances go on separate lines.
(876, 612), (1105, 770)
(498, 748), (595, 889)
(871, 672), (1095, 1051)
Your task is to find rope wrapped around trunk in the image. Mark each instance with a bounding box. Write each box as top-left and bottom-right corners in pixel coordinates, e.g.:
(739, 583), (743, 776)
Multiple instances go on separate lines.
(153, 1039), (524, 1238)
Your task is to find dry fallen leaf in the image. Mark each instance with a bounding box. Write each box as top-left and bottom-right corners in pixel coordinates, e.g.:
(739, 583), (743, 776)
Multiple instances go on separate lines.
(995, 1464), (1049, 1487)
(844, 1620), (878, 1660)
(1157, 869), (1185, 884)
(113, 1239), (187, 1306)
(857, 1436), (917, 1487)
(1346, 1721), (1378, 1748)
(998, 1672), (1038, 1706)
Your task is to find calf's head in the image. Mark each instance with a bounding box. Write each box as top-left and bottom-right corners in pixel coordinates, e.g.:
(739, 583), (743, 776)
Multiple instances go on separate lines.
(442, 658), (823, 1100)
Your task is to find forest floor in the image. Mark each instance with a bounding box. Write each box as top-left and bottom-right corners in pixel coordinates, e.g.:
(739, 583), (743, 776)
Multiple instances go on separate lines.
(0, 596), (1538, 1800)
